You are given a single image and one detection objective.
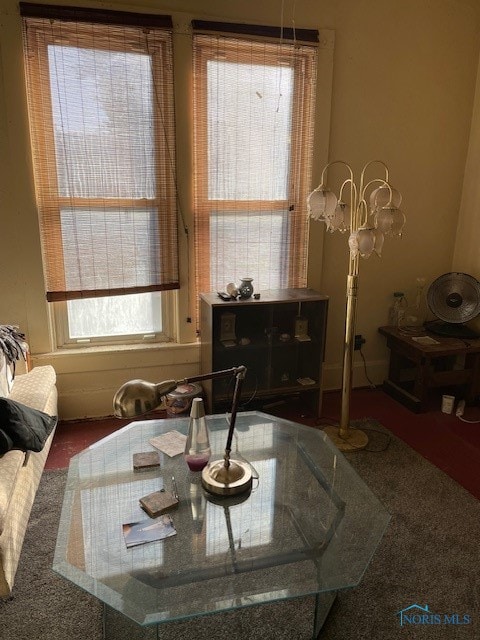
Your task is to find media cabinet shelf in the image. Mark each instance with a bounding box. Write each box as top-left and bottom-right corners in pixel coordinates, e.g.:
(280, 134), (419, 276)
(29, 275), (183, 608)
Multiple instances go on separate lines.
(200, 288), (328, 416)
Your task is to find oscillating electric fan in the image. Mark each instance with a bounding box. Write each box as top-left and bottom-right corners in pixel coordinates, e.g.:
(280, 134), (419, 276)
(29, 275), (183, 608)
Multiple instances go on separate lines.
(426, 272), (480, 339)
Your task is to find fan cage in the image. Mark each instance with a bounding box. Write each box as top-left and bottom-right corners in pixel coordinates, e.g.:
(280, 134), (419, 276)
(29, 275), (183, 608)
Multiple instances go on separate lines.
(426, 272), (480, 324)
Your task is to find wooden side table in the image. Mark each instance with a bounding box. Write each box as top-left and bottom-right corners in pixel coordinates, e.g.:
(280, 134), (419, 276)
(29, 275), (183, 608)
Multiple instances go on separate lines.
(378, 326), (480, 412)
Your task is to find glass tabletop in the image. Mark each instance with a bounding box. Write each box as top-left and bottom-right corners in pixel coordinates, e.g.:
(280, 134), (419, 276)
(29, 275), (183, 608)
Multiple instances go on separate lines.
(53, 411), (390, 626)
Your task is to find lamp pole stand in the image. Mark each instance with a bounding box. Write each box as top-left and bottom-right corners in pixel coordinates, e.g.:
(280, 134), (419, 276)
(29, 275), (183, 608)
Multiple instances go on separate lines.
(309, 160), (404, 452)
(323, 273), (368, 451)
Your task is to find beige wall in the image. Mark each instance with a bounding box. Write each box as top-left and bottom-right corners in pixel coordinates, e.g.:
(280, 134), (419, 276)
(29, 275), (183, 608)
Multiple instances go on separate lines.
(0, 0), (479, 419)
(454, 50), (480, 287)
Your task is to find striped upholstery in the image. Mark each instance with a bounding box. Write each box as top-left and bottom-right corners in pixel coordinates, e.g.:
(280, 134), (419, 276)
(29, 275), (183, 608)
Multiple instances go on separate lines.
(0, 366), (57, 597)
(0, 451), (25, 535)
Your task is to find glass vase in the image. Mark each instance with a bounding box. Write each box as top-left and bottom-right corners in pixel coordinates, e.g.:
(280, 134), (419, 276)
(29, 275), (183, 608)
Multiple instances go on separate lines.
(184, 398), (211, 472)
(398, 278), (426, 335)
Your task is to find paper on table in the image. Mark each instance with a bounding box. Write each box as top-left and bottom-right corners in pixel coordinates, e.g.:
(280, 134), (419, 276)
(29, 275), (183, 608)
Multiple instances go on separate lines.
(122, 514), (177, 548)
(411, 336), (441, 345)
(149, 430), (187, 457)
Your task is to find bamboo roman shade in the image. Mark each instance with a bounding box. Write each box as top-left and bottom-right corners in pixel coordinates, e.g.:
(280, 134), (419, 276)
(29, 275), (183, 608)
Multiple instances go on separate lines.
(21, 3), (179, 302)
(192, 22), (318, 298)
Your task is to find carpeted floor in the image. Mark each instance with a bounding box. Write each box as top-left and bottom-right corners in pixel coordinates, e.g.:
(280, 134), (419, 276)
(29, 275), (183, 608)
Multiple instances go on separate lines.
(2, 420), (479, 639)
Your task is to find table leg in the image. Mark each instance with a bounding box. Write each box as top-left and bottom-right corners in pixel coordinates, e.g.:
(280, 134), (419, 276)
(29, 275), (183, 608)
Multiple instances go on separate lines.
(413, 357), (429, 411)
(383, 348), (424, 412)
(388, 349), (403, 383)
(312, 591), (337, 639)
(466, 352), (480, 402)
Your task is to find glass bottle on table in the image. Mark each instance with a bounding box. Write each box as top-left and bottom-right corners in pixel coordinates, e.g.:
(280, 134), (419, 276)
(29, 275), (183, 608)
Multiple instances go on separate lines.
(397, 293), (408, 327)
(184, 398), (211, 472)
(398, 278), (426, 335)
(388, 291), (408, 327)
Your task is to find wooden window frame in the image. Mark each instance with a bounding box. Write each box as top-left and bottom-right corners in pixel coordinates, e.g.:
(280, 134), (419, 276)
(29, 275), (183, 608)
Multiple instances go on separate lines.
(22, 14), (179, 302)
(192, 34), (318, 298)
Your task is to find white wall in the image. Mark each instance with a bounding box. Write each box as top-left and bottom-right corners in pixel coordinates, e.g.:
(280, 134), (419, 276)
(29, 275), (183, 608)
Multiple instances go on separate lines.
(0, 0), (479, 418)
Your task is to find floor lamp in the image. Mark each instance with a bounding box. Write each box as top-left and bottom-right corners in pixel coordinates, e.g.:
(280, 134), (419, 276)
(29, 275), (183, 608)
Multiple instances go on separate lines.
(307, 160), (405, 451)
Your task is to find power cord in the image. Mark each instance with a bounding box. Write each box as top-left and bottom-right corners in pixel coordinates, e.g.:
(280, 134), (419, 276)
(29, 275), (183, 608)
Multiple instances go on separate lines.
(358, 347), (376, 389)
(455, 399), (480, 424)
(455, 400), (465, 417)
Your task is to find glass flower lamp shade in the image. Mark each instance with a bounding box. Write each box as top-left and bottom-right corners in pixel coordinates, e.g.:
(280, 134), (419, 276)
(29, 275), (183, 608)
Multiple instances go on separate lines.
(369, 184), (402, 212)
(327, 201), (350, 233)
(387, 208), (406, 237)
(349, 228), (375, 258)
(374, 207), (394, 234)
(357, 228), (376, 257)
(373, 229), (385, 256)
(348, 231), (358, 257)
(307, 187), (338, 221)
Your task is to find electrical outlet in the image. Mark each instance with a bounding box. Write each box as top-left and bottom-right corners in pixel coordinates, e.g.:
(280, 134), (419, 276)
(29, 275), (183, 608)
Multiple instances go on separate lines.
(354, 334), (366, 350)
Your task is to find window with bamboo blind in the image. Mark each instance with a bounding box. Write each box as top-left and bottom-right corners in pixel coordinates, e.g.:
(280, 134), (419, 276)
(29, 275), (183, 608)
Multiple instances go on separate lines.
(20, 6), (322, 345)
(20, 4), (178, 344)
(192, 25), (318, 300)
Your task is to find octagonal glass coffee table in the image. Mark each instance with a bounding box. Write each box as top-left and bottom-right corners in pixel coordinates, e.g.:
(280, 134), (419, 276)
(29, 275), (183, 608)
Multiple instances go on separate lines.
(53, 411), (390, 639)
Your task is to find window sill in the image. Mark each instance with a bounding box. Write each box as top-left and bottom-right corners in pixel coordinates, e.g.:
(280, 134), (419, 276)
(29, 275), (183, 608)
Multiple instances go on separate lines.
(31, 340), (200, 374)
(38, 340), (197, 356)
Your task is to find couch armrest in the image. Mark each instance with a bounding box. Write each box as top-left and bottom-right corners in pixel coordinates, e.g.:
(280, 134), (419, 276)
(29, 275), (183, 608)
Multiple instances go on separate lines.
(9, 366), (57, 414)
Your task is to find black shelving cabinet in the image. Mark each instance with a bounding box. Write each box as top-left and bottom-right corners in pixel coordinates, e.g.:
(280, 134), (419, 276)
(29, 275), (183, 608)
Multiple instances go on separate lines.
(199, 288), (328, 416)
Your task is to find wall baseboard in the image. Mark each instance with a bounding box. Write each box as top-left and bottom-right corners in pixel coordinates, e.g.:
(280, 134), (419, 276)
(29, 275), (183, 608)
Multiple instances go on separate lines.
(57, 355), (390, 421)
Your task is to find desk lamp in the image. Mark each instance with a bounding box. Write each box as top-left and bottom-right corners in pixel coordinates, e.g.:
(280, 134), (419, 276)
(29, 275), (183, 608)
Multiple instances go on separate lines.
(113, 366), (253, 496)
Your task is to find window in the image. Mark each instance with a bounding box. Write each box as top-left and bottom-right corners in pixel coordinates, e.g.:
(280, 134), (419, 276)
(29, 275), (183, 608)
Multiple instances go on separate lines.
(21, 8), (323, 345)
(21, 5), (179, 345)
(192, 27), (317, 298)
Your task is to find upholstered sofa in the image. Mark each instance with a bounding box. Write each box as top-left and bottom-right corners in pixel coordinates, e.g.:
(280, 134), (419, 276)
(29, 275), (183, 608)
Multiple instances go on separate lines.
(0, 360), (57, 597)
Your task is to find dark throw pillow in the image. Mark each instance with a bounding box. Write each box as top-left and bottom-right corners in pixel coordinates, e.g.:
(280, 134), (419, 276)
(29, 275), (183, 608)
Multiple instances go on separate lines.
(0, 398), (57, 454)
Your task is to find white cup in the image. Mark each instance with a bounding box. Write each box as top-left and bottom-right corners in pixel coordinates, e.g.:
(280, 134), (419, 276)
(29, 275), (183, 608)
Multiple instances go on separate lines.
(441, 395), (455, 414)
